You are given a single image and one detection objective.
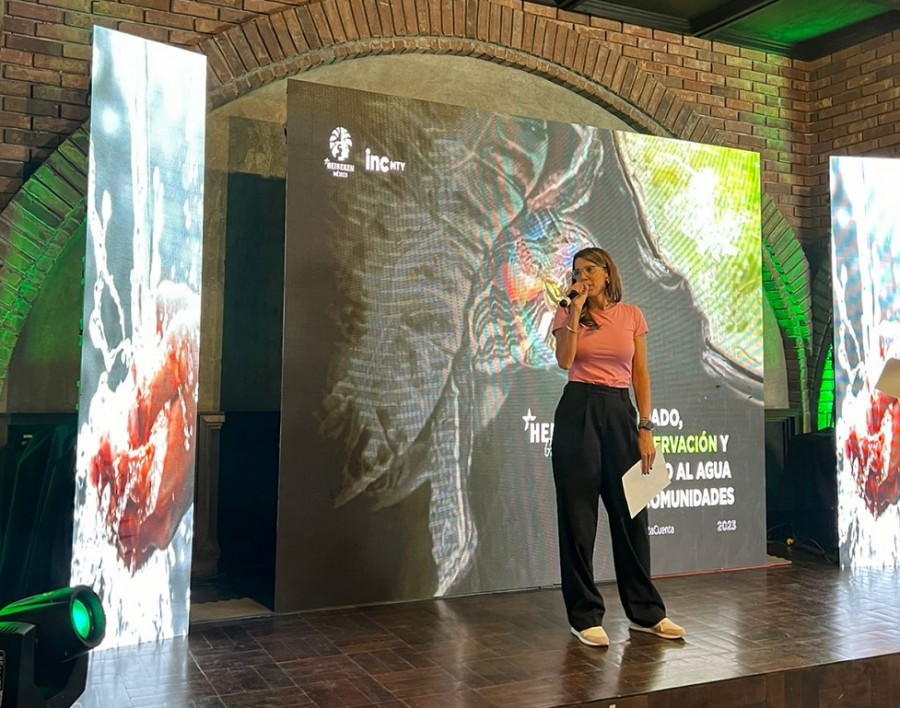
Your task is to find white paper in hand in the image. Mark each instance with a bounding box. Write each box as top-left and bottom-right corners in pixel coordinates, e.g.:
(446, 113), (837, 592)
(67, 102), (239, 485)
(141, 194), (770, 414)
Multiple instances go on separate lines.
(875, 357), (900, 399)
(622, 451), (669, 518)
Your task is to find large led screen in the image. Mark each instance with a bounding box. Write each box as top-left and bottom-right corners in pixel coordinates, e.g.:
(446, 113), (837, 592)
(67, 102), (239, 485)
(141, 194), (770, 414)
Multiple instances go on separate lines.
(831, 156), (900, 569)
(71, 28), (206, 645)
(279, 81), (765, 611)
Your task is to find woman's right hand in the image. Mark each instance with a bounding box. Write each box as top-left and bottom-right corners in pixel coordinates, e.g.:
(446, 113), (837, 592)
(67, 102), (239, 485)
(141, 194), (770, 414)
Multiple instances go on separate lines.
(568, 282), (588, 310)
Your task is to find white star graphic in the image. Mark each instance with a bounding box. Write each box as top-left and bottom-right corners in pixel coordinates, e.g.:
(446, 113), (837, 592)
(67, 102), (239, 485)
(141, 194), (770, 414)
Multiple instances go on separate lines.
(522, 408), (537, 430)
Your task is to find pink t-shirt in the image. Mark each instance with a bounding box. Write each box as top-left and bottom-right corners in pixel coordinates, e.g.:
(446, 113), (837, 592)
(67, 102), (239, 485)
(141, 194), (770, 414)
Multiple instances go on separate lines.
(552, 302), (649, 388)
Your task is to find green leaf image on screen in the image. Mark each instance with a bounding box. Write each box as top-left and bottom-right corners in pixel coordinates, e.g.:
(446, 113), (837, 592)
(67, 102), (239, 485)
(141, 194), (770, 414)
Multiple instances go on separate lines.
(615, 133), (763, 382)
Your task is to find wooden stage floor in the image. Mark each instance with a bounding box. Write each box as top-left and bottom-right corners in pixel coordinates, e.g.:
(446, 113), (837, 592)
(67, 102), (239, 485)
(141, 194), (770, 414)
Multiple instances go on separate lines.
(76, 552), (900, 707)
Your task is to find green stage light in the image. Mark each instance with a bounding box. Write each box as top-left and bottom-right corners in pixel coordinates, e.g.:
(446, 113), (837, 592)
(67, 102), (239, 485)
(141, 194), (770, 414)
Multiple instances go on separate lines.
(0, 585), (105, 663)
(0, 585), (106, 708)
(71, 598), (91, 641)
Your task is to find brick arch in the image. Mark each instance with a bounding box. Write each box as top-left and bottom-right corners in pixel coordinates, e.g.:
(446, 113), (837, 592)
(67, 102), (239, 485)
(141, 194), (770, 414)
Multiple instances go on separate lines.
(0, 3), (811, 417)
(809, 264), (834, 427)
(762, 197), (812, 422)
(199, 15), (708, 143)
(0, 128), (88, 398)
(196, 5), (813, 420)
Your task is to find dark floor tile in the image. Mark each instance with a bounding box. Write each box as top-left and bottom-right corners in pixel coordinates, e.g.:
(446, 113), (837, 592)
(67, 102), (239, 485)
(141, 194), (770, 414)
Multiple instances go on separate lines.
(476, 676), (577, 708)
(190, 625), (263, 653)
(372, 665), (469, 699)
(204, 665), (272, 694)
(219, 687), (313, 707)
(348, 648), (423, 674)
(280, 654), (369, 683)
(259, 635), (343, 662)
(415, 637), (499, 666)
(192, 647), (275, 672)
(379, 644), (441, 670)
(300, 677), (394, 708)
(474, 632), (543, 657)
(125, 678), (215, 702)
(401, 689), (498, 707)
(256, 663), (298, 689)
(346, 675), (400, 704)
(557, 669), (625, 704)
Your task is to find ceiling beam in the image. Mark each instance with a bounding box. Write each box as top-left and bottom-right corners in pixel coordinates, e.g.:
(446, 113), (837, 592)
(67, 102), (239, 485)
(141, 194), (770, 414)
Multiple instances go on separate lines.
(564, 0), (691, 33)
(692, 0), (781, 36)
(549, 0), (900, 61)
(789, 11), (900, 60)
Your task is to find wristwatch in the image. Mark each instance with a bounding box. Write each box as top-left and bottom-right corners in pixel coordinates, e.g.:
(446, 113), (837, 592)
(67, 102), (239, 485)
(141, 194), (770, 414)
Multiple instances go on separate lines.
(638, 418), (654, 431)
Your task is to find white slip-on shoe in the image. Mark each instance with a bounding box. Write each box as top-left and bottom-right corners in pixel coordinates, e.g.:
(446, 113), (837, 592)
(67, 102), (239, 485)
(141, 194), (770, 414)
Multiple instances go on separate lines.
(570, 625), (610, 647)
(629, 617), (686, 640)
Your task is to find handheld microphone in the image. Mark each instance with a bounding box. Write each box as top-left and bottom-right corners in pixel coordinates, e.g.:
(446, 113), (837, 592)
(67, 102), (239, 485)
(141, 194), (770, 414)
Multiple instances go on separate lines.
(559, 289), (579, 307)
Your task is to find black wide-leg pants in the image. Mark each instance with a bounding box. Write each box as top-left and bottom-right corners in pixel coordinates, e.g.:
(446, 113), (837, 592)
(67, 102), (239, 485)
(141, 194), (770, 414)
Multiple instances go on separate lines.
(551, 381), (666, 631)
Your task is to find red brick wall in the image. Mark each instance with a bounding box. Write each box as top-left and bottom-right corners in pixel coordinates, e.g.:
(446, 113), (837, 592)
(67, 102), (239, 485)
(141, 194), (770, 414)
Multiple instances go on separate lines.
(566, 17), (813, 237)
(806, 33), (900, 234)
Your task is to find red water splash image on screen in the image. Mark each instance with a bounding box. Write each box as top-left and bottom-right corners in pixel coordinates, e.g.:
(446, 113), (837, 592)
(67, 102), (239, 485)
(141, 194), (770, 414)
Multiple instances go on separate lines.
(844, 385), (900, 518)
(89, 286), (199, 573)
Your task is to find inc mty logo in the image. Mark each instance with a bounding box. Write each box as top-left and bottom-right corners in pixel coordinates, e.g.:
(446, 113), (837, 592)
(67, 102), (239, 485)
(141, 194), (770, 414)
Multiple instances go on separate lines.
(324, 126), (355, 178)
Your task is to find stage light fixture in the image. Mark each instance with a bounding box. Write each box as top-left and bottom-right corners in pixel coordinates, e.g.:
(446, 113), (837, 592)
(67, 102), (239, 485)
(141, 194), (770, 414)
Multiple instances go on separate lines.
(0, 585), (106, 708)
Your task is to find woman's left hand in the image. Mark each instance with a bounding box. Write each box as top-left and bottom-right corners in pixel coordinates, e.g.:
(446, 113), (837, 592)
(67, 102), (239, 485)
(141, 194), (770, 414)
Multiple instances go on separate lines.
(638, 429), (656, 475)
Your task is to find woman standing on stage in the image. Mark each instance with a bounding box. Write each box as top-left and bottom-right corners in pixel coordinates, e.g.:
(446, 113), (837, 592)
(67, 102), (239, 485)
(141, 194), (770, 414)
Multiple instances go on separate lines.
(551, 246), (685, 648)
